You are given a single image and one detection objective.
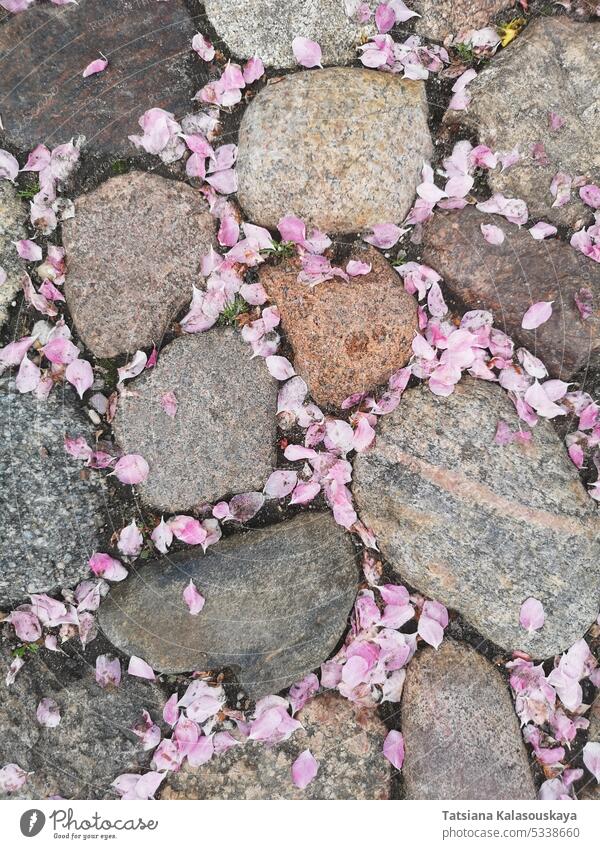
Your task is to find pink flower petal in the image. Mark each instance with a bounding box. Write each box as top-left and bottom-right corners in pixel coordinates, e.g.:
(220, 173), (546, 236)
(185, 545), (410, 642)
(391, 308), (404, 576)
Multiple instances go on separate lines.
(292, 36), (322, 68)
(363, 222), (402, 249)
(346, 260), (372, 276)
(65, 358), (93, 398)
(113, 454), (149, 485)
(160, 391), (178, 418)
(192, 33), (215, 61)
(383, 729), (404, 770)
(82, 57), (108, 78)
(580, 184), (600, 210)
(0, 149), (19, 182)
(480, 223), (505, 245)
(95, 655), (122, 688)
(529, 222), (557, 241)
(266, 355), (296, 381)
(521, 301), (553, 330)
(36, 697), (61, 728)
(151, 517), (173, 554)
(0, 763), (28, 793)
(583, 742), (600, 784)
(183, 579), (205, 615)
(291, 749), (319, 789)
(15, 238), (42, 261)
(88, 552), (128, 581)
(519, 597), (545, 633)
(128, 656), (156, 681)
(117, 520), (143, 557)
(264, 470), (298, 499)
(277, 215), (306, 243)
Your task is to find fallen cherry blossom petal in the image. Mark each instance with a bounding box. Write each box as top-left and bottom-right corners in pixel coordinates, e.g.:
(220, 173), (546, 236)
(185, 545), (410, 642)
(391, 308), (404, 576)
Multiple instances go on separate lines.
(160, 391), (178, 418)
(383, 729), (404, 770)
(113, 454), (149, 485)
(88, 552), (128, 582)
(117, 350), (147, 385)
(291, 749), (319, 789)
(529, 221), (557, 241)
(192, 33), (215, 61)
(519, 597), (545, 633)
(95, 655), (121, 688)
(292, 36), (322, 68)
(583, 742), (600, 783)
(0, 149), (19, 182)
(65, 358), (93, 398)
(83, 57), (108, 77)
(117, 520), (143, 558)
(480, 224), (504, 245)
(0, 764), (28, 793)
(183, 580), (205, 615)
(36, 697), (61, 728)
(128, 656), (156, 681)
(264, 470), (298, 499)
(151, 517), (173, 554)
(346, 260), (372, 276)
(521, 301), (553, 330)
(266, 355), (295, 381)
(580, 184), (600, 210)
(7, 609), (41, 642)
(15, 238), (42, 261)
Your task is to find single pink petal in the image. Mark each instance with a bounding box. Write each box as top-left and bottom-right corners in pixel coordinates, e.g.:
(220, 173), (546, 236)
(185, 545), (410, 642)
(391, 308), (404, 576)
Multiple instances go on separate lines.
(277, 215), (306, 243)
(0, 335), (35, 366)
(417, 615), (444, 649)
(160, 391), (178, 418)
(42, 336), (79, 364)
(117, 520), (143, 557)
(243, 55), (265, 84)
(95, 655), (122, 688)
(289, 480), (321, 505)
(15, 357), (40, 393)
(529, 221), (557, 241)
(363, 222), (402, 249)
(266, 355), (296, 381)
(0, 149), (19, 182)
(7, 609), (42, 642)
(292, 36), (322, 68)
(65, 358), (93, 398)
(480, 223), (505, 245)
(169, 515), (207, 545)
(383, 729), (404, 770)
(128, 656), (156, 681)
(291, 749), (319, 789)
(580, 184), (600, 210)
(151, 517), (173, 554)
(0, 764), (28, 793)
(183, 580), (205, 615)
(113, 454), (149, 485)
(192, 32), (215, 61)
(15, 238), (42, 261)
(346, 260), (372, 276)
(524, 380), (565, 419)
(519, 597), (545, 633)
(264, 470), (298, 499)
(205, 168), (237, 194)
(36, 697), (61, 728)
(82, 57), (108, 78)
(117, 350), (147, 384)
(163, 693), (180, 726)
(88, 552), (128, 581)
(521, 301), (553, 330)
(568, 443), (584, 469)
(583, 742), (600, 784)
(375, 2), (395, 33)
(229, 491), (265, 522)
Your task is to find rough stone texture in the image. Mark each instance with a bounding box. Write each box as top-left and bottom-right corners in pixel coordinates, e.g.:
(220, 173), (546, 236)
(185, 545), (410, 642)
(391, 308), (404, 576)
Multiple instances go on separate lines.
(62, 172), (215, 359)
(581, 697), (600, 799)
(415, 0), (510, 42)
(260, 246), (418, 407)
(112, 328), (276, 512)
(402, 640), (536, 799)
(0, 642), (165, 800)
(236, 68), (432, 233)
(0, 0), (201, 156)
(100, 513), (359, 699)
(353, 378), (600, 659)
(446, 19), (600, 227)
(0, 183), (27, 330)
(204, 0), (376, 69)
(161, 692), (390, 799)
(0, 378), (107, 606)
(421, 207), (600, 380)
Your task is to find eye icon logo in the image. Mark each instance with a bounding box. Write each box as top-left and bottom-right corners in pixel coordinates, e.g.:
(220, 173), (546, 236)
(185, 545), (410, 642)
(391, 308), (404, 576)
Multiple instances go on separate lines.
(20, 810), (46, 837)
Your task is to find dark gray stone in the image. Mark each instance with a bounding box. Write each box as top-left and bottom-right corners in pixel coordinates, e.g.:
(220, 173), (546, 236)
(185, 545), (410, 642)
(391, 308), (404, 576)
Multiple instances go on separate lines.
(112, 328), (277, 512)
(446, 18), (600, 227)
(353, 378), (600, 658)
(62, 172), (215, 359)
(99, 513), (359, 699)
(236, 68), (431, 233)
(402, 639), (536, 799)
(161, 692), (391, 799)
(0, 183), (27, 329)
(0, 643), (165, 800)
(0, 379), (107, 606)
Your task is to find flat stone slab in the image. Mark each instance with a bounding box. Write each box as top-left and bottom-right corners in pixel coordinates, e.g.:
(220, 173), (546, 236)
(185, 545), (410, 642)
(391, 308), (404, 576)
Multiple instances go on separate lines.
(0, 379), (107, 606)
(353, 378), (600, 658)
(161, 692), (390, 799)
(0, 0), (201, 156)
(63, 172), (215, 359)
(112, 328), (276, 512)
(421, 207), (600, 379)
(260, 246), (418, 407)
(0, 643), (165, 800)
(446, 19), (600, 227)
(236, 68), (432, 233)
(204, 0), (375, 69)
(0, 183), (27, 330)
(99, 513), (359, 699)
(402, 640), (536, 799)
(415, 0), (510, 42)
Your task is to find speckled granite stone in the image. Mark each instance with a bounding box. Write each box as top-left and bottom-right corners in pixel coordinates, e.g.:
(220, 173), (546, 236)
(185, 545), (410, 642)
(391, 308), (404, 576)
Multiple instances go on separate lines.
(63, 172), (215, 358)
(161, 692), (391, 799)
(445, 19), (600, 227)
(112, 328), (276, 512)
(353, 378), (600, 659)
(581, 697), (600, 799)
(402, 640), (536, 799)
(0, 379), (107, 606)
(0, 183), (27, 330)
(421, 207), (600, 380)
(415, 0), (510, 42)
(203, 0), (376, 69)
(260, 245), (418, 407)
(100, 513), (359, 699)
(236, 68), (432, 233)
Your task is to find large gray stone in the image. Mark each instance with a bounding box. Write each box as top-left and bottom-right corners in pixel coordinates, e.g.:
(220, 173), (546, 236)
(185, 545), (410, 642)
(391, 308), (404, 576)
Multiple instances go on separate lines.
(161, 692), (391, 799)
(446, 19), (600, 227)
(204, 0), (376, 69)
(99, 513), (359, 699)
(0, 643), (165, 800)
(63, 172), (215, 358)
(415, 0), (511, 42)
(0, 379), (107, 606)
(0, 183), (27, 330)
(236, 68), (432, 233)
(112, 328), (276, 512)
(402, 640), (536, 799)
(353, 378), (600, 658)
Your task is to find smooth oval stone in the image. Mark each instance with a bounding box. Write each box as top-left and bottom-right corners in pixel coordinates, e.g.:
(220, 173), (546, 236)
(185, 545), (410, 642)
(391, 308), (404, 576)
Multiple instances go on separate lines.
(0, 379), (107, 605)
(236, 68), (432, 233)
(353, 378), (600, 658)
(260, 245), (418, 407)
(445, 18), (600, 227)
(421, 207), (600, 380)
(99, 513), (359, 699)
(204, 0), (376, 69)
(0, 183), (27, 330)
(63, 172), (215, 358)
(415, 0), (510, 42)
(0, 0), (202, 156)
(402, 640), (536, 799)
(161, 692), (391, 799)
(112, 328), (277, 512)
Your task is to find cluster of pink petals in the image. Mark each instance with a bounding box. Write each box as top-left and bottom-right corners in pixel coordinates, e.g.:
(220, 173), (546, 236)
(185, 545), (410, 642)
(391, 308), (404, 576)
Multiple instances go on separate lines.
(359, 33), (448, 80)
(571, 212), (600, 263)
(196, 57), (264, 108)
(563, 393), (600, 496)
(20, 141), (81, 234)
(0, 763), (29, 793)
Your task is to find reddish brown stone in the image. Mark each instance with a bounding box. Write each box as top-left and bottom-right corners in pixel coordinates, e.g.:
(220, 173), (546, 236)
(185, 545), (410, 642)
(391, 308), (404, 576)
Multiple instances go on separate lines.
(62, 171), (215, 358)
(421, 206), (600, 379)
(0, 0), (202, 156)
(260, 246), (418, 407)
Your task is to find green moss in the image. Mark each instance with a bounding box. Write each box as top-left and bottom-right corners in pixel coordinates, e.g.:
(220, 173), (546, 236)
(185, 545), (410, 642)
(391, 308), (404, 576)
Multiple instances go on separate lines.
(260, 240), (296, 260)
(217, 294), (250, 326)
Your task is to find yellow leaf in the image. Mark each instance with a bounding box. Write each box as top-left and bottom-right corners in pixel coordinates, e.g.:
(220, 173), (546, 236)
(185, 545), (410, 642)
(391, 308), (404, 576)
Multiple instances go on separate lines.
(498, 17), (527, 48)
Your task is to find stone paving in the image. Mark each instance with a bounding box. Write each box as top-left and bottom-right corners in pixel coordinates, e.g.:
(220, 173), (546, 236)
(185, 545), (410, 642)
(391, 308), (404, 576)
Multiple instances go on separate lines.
(1, 1), (600, 803)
